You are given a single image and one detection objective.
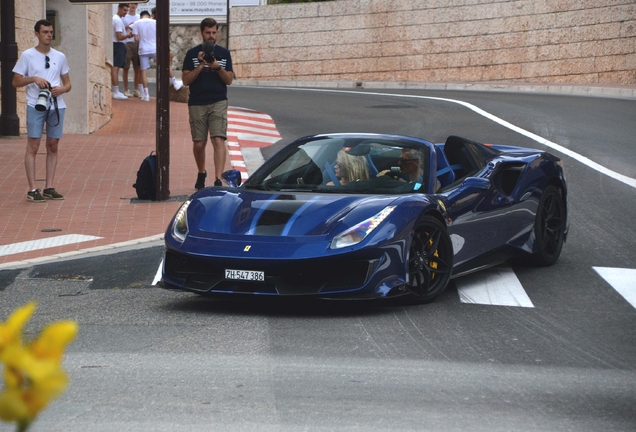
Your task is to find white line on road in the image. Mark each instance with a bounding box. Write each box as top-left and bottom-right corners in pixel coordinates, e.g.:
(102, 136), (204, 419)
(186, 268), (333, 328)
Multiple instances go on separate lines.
(593, 267), (636, 309)
(456, 264), (534, 307)
(153, 259), (163, 286)
(0, 234), (103, 257)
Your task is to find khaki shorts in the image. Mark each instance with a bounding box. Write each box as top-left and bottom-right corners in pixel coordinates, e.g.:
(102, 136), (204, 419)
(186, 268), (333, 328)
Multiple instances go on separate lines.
(125, 42), (140, 69)
(188, 100), (228, 142)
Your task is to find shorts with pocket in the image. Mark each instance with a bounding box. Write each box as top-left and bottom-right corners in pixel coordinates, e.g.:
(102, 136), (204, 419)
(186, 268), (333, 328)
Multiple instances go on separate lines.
(188, 100), (228, 141)
(125, 42), (140, 68)
(27, 105), (65, 139)
(139, 52), (157, 71)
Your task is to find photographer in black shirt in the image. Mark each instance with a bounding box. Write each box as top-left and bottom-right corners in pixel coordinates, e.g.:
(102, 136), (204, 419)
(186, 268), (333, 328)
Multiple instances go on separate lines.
(182, 18), (234, 189)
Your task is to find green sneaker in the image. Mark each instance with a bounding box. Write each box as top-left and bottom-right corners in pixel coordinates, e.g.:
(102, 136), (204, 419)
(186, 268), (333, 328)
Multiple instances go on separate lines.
(43, 187), (65, 200)
(27, 189), (46, 203)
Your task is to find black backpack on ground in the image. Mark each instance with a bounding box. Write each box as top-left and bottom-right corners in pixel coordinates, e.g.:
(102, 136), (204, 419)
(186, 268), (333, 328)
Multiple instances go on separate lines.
(133, 151), (157, 200)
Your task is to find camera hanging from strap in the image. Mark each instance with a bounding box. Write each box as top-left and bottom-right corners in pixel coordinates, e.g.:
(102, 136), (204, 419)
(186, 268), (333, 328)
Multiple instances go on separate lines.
(45, 96), (60, 127)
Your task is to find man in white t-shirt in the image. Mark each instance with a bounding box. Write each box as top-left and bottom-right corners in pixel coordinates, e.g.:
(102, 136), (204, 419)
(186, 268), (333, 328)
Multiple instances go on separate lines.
(132, 7), (156, 102)
(12, 19), (71, 202)
(112, 3), (133, 100)
(132, 8), (182, 102)
(122, 3), (141, 97)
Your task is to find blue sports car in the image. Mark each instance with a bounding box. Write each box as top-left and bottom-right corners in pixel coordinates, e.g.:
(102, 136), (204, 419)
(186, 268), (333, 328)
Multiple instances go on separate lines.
(162, 134), (568, 303)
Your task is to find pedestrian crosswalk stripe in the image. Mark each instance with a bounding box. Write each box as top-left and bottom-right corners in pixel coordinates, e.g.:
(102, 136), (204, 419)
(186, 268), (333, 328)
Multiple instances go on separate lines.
(0, 234), (103, 257)
(593, 267), (636, 309)
(228, 107), (280, 177)
(456, 264), (534, 307)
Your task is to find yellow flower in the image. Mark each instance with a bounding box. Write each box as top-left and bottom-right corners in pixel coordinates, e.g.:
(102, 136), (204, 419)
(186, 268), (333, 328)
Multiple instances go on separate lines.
(0, 344), (69, 423)
(0, 303), (78, 430)
(30, 321), (78, 365)
(0, 302), (36, 351)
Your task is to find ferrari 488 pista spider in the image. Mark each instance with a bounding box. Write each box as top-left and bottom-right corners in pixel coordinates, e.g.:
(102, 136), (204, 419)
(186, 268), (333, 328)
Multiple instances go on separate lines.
(162, 134), (568, 303)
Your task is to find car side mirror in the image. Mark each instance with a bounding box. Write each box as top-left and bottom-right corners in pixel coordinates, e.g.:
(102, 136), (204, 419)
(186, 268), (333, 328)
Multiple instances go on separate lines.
(221, 170), (243, 188)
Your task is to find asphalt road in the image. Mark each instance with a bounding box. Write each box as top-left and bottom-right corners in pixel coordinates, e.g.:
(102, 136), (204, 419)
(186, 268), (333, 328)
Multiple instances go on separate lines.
(1, 87), (635, 431)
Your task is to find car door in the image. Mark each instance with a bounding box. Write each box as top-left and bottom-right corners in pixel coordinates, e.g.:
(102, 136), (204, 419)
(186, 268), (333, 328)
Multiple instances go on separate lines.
(441, 161), (514, 268)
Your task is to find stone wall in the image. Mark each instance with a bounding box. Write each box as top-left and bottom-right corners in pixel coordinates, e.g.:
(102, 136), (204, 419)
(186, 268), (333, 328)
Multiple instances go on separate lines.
(12, 2), (41, 131)
(229, 0), (636, 85)
(169, 24), (227, 70)
(86, 5), (111, 133)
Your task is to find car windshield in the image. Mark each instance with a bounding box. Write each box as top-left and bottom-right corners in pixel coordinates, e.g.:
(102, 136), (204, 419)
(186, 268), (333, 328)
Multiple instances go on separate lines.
(243, 135), (433, 194)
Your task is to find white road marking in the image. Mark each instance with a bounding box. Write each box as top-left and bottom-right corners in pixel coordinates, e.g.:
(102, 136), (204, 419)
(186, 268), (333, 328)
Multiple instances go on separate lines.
(593, 267), (636, 309)
(0, 234), (103, 257)
(260, 87), (636, 189)
(229, 132), (281, 144)
(227, 108), (281, 176)
(153, 259), (163, 286)
(229, 124), (281, 135)
(229, 107), (273, 119)
(456, 264), (534, 307)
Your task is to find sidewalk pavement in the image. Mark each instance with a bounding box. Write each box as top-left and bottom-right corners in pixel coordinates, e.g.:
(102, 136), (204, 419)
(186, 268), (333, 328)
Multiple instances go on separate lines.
(0, 96), (226, 269)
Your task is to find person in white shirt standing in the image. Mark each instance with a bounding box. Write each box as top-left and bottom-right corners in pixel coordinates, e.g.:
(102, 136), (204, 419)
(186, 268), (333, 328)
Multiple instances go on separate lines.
(121, 3), (141, 98)
(12, 19), (71, 202)
(112, 3), (133, 100)
(133, 8), (182, 102)
(132, 7), (156, 102)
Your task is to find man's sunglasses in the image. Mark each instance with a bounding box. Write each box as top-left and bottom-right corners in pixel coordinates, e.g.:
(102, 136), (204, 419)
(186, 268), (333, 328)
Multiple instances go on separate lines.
(45, 56), (50, 69)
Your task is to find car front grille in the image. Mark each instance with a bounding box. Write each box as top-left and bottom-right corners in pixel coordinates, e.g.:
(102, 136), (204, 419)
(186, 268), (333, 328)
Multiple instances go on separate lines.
(164, 250), (376, 295)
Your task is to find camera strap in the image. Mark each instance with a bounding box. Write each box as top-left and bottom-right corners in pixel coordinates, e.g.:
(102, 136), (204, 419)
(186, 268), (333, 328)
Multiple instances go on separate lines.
(45, 96), (60, 128)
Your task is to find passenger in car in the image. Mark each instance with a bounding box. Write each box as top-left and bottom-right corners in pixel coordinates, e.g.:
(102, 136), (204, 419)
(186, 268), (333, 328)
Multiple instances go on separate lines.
(326, 150), (370, 185)
(397, 148), (424, 182)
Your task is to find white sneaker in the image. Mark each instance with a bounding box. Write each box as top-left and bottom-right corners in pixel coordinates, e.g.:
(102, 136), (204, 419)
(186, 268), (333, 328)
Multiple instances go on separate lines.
(133, 90), (141, 98)
(172, 79), (183, 91)
(124, 90), (134, 97)
(141, 95), (150, 102)
(113, 92), (128, 100)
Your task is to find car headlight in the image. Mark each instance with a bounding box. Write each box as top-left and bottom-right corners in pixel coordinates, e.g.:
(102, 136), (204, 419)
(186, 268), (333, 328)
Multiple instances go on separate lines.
(171, 200), (191, 242)
(330, 206), (396, 249)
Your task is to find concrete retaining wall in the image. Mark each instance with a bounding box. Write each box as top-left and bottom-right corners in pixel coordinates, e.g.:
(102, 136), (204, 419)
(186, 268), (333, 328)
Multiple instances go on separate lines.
(229, 0), (636, 85)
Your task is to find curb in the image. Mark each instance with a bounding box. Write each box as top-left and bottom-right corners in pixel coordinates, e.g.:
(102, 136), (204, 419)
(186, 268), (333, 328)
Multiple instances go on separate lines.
(230, 80), (636, 100)
(0, 235), (164, 271)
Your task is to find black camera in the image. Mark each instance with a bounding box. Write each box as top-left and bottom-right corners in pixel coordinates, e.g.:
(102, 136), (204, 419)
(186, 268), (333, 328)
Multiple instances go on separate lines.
(202, 41), (216, 63)
(35, 84), (52, 112)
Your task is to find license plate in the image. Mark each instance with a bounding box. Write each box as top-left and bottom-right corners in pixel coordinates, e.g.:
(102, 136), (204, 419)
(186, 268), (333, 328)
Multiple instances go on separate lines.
(225, 269), (265, 282)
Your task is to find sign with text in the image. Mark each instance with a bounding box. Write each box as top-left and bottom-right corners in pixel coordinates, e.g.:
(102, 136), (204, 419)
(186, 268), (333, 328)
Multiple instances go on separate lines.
(111, 0), (259, 18)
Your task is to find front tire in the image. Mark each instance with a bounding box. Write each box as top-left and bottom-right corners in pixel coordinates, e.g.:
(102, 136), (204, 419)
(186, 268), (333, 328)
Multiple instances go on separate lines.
(403, 216), (453, 304)
(532, 185), (566, 266)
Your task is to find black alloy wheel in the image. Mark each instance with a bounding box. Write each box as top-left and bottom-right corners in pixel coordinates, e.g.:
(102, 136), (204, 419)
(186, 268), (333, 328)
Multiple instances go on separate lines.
(532, 184), (566, 266)
(404, 215), (453, 303)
